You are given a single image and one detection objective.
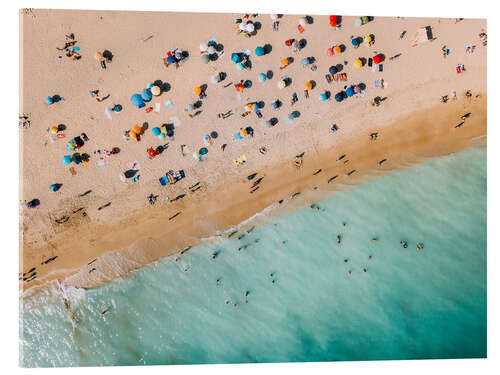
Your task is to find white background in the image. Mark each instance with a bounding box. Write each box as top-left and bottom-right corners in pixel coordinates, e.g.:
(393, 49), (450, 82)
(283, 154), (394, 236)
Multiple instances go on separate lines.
(1, 1), (497, 374)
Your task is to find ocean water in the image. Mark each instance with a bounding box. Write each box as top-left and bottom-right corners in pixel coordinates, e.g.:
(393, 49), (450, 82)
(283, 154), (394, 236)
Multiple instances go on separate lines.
(20, 146), (487, 367)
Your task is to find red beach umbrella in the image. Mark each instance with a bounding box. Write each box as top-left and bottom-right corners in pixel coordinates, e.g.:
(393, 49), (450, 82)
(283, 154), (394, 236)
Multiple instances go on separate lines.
(329, 15), (338, 27)
(373, 54), (382, 64)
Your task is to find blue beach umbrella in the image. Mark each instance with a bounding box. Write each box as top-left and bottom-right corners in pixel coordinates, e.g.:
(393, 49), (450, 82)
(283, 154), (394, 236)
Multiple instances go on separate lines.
(141, 88), (152, 102)
(152, 127), (161, 136)
(236, 62), (245, 71)
(49, 184), (61, 192)
(167, 55), (176, 63)
(265, 120), (272, 128)
(346, 87), (355, 97)
(258, 73), (267, 82)
(147, 83), (154, 89)
(335, 92), (344, 102)
(231, 53), (243, 63)
(301, 57), (310, 66)
(200, 147), (208, 155)
(159, 133), (167, 140)
(255, 46), (265, 56)
(62, 155), (72, 165)
(351, 38), (359, 47)
(319, 93), (328, 101)
(131, 94), (145, 108)
(329, 66), (338, 75)
(186, 103), (194, 111)
(45, 96), (54, 105)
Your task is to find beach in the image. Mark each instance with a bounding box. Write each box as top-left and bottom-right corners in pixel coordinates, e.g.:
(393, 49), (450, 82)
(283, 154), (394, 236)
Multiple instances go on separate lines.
(20, 10), (487, 292)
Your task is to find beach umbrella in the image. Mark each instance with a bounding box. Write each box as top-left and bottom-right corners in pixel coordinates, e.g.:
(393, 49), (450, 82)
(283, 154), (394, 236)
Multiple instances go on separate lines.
(280, 58), (289, 67)
(270, 14), (279, 20)
(271, 101), (279, 109)
(319, 93), (328, 101)
(239, 22), (247, 31)
(131, 94), (144, 108)
(330, 15), (338, 27)
(200, 43), (208, 52)
(200, 147), (208, 155)
(175, 51), (183, 60)
(73, 153), (82, 164)
(151, 86), (161, 96)
(133, 125), (142, 135)
(335, 92), (344, 102)
(246, 23), (255, 33)
(355, 17), (363, 27)
(265, 120), (272, 128)
(62, 155), (72, 165)
(159, 133), (167, 140)
(301, 57), (310, 66)
(258, 73), (267, 82)
(50, 184), (60, 192)
(147, 82), (154, 89)
(354, 59), (363, 68)
(186, 103), (194, 111)
(203, 135), (210, 143)
(255, 46), (265, 56)
(361, 16), (369, 24)
(49, 126), (58, 134)
(333, 46), (341, 55)
(194, 86), (202, 95)
(45, 96), (54, 105)
(299, 17), (307, 27)
(211, 74), (221, 83)
(329, 66), (338, 75)
(364, 35), (372, 44)
(304, 81), (313, 90)
(207, 46), (216, 54)
(152, 127), (161, 136)
(237, 62), (245, 71)
(231, 53), (243, 63)
(167, 55), (176, 64)
(346, 87), (355, 97)
(351, 38), (359, 47)
(354, 85), (361, 94)
(240, 128), (248, 137)
(200, 54), (210, 64)
(373, 54), (382, 64)
(326, 48), (334, 56)
(141, 89), (152, 102)
(277, 80), (286, 89)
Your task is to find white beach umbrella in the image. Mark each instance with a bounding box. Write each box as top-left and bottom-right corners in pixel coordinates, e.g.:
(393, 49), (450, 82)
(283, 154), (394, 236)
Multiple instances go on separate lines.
(207, 46), (216, 54)
(239, 22), (247, 31)
(200, 43), (208, 52)
(211, 74), (221, 83)
(246, 23), (255, 32)
(270, 14), (278, 20)
(299, 17), (307, 26)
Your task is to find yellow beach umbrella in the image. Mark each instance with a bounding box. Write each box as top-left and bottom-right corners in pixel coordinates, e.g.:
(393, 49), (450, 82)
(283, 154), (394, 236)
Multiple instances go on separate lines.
(151, 85), (161, 96)
(354, 59), (363, 68)
(194, 86), (202, 95)
(94, 51), (104, 61)
(304, 81), (312, 90)
(364, 35), (372, 43)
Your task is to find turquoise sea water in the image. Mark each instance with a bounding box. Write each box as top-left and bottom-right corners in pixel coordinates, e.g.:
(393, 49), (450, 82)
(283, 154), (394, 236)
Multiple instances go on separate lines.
(20, 146), (487, 367)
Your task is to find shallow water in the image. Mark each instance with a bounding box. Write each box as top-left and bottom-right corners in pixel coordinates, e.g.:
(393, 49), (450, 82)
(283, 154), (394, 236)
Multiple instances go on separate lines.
(20, 146), (487, 367)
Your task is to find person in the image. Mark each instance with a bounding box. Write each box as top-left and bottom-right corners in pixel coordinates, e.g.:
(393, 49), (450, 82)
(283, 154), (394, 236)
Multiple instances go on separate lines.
(417, 243), (424, 251)
(337, 235), (341, 244)
(400, 240), (408, 248)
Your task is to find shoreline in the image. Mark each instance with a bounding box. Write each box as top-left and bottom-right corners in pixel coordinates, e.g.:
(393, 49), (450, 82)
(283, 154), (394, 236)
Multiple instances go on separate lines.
(21, 93), (486, 293)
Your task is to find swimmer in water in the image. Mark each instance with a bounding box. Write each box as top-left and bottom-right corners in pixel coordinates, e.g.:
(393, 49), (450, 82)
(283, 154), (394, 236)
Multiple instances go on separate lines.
(344, 259), (348, 263)
(337, 235), (341, 244)
(371, 238), (378, 242)
(400, 240), (408, 248)
(216, 278), (221, 286)
(416, 243), (424, 251)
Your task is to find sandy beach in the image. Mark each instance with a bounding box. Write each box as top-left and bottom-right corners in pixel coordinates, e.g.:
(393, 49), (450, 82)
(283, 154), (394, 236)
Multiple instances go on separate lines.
(20, 9), (486, 292)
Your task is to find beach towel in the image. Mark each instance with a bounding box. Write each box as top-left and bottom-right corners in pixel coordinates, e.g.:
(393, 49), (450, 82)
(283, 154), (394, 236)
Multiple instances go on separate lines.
(234, 132), (243, 140)
(374, 80), (381, 88)
(165, 100), (174, 109)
